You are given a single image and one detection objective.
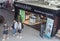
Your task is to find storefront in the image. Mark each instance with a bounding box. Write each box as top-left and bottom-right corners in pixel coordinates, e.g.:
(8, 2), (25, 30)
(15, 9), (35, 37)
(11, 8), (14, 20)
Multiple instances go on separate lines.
(14, 1), (60, 38)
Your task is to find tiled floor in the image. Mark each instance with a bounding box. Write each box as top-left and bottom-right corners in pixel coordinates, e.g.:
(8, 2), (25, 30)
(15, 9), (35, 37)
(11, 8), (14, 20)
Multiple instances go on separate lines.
(0, 9), (60, 41)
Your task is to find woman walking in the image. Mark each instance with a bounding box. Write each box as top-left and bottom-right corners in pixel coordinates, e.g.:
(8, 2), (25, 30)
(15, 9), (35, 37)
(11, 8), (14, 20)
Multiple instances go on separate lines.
(2, 22), (9, 41)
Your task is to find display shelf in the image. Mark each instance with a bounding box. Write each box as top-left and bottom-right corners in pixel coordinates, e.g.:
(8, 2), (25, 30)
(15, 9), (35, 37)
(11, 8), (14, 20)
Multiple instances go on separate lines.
(25, 15), (30, 20)
(24, 19), (29, 25)
(23, 19), (41, 25)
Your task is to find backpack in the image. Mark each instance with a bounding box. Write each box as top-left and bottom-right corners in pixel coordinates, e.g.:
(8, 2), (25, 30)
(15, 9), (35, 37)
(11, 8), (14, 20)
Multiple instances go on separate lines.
(12, 23), (14, 29)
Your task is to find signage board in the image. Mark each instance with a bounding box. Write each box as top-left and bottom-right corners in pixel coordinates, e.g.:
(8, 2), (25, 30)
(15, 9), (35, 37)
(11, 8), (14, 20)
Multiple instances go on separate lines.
(19, 9), (25, 23)
(45, 18), (54, 38)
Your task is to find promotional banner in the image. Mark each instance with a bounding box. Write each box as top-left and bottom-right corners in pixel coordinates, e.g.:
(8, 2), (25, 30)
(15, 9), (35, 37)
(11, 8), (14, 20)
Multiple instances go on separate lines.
(19, 9), (25, 23)
(45, 18), (54, 38)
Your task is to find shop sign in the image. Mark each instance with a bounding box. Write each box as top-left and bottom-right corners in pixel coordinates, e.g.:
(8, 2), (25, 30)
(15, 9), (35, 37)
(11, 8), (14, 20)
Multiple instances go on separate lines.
(14, 2), (56, 17)
(15, 4), (32, 10)
(34, 9), (53, 16)
(45, 18), (54, 38)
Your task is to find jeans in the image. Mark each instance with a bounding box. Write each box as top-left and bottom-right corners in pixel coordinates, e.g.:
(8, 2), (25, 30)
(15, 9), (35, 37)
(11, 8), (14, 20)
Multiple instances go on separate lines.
(13, 29), (16, 34)
(40, 24), (45, 38)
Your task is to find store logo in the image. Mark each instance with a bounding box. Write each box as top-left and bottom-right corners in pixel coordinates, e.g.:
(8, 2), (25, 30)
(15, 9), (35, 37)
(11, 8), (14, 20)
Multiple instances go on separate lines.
(15, 4), (32, 10)
(34, 9), (53, 16)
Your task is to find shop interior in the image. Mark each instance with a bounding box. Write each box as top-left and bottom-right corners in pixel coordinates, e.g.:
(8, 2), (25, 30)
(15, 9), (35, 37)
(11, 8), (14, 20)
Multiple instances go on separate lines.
(18, 9), (55, 38)
(18, 10), (47, 31)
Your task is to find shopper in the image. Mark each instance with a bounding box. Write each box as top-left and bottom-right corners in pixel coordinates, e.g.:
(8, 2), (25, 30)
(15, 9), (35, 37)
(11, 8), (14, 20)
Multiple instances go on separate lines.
(40, 15), (46, 38)
(2, 22), (9, 41)
(40, 22), (45, 38)
(12, 19), (18, 37)
(16, 21), (22, 39)
(17, 15), (24, 29)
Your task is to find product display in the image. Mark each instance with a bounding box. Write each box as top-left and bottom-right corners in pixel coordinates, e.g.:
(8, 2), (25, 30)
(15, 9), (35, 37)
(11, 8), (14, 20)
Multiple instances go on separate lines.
(19, 9), (25, 23)
(29, 14), (36, 24)
(25, 11), (30, 20)
(23, 11), (41, 25)
(25, 15), (30, 19)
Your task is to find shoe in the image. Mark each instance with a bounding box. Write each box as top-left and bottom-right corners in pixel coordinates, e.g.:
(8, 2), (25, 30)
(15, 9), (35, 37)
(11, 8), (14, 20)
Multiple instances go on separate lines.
(2, 39), (5, 41)
(16, 36), (19, 38)
(19, 36), (22, 39)
(40, 35), (43, 38)
(7, 37), (9, 40)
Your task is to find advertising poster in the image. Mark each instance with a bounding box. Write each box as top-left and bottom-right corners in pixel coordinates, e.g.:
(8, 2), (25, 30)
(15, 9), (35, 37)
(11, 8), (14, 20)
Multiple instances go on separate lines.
(45, 18), (54, 38)
(19, 9), (25, 23)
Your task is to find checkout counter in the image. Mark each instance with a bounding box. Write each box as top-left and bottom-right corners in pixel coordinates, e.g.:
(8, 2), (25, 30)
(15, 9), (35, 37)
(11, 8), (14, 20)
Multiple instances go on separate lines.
(14, 1), (60, 38)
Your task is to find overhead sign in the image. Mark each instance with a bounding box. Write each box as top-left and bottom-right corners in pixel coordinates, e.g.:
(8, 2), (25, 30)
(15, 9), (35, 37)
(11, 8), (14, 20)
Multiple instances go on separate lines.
(14, 2), (57, 17)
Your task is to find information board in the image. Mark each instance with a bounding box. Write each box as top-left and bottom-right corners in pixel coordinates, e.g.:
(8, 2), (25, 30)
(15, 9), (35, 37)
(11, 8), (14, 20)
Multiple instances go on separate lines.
(45, 18), (54, 38)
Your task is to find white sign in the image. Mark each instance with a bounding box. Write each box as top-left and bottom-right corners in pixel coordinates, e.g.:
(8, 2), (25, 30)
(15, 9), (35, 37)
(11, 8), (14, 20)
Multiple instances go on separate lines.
(45, 18), (54, 38)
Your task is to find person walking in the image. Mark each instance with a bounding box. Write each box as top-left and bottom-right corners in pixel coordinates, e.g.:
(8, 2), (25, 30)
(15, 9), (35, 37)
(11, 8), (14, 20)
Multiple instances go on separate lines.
(12, 19), (18, 37)
(16, 21), (22, 39)
(40, 15), (46, 38)
(2, 22), (9, 41)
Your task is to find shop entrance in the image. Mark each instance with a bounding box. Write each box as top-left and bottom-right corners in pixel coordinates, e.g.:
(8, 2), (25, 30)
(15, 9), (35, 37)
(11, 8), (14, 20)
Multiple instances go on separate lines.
(24, 11), (46, 31)
(16, 9), (56, 38)
(16, 9), (47, 38)
(17, 10), (47, 31)
(14, 2), (60, 38)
